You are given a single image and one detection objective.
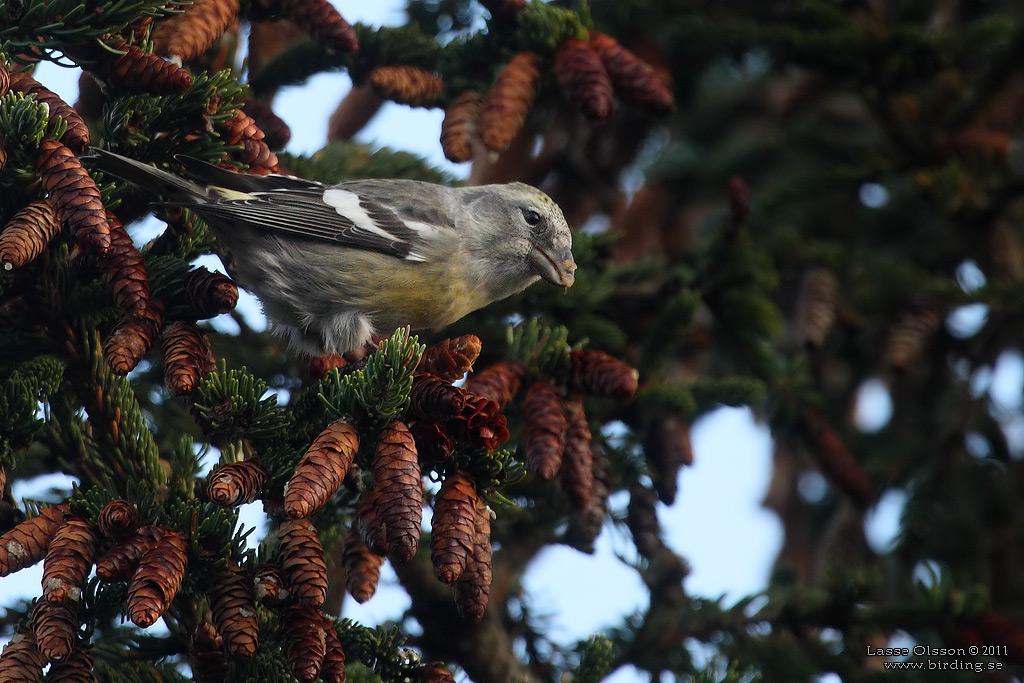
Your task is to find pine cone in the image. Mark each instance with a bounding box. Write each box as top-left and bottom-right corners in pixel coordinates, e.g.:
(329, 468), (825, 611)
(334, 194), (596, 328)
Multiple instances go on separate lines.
(0, 201), (61, 271)
(522, 380), (569, 479)
(97, 500), (140, 537)
(85, 35), (194, 94)
(453, 495), (492, 623)
(9, 72), (90, 152)
(589, 32), (674, 114)
(32, 599), (77, 662)
(95, 526), (163, 581)
(37, 137), (110, 255)
(369, 65), (444, 108)
(569, 349), (639, 398)
(153, 0), (240, 62)
(440, 91), (484, 163)
(101, 213), (153, 320)
(644, 417), (691, 505)
(353, 489), (387, 556)
(885, 304), (944, 371)
(321, 625), (347, 683)
(207, 459), (268, 506)
(430, 470), (478, 584)
(45, 648), (94, 683)
(252, 562), (289, 605)
(409, 420), (454, 463)
(266, 0), (359, 53)
(281, 605), (329, 683)
(794, 266), (838, 348)
(190, 623), (229, 683)
(409, 373), (466, 421)
(242, 97), (291, 150)
(0, 61), (9, 96)
(0, 504), (67, 577)
(479, 51), (540, 152)
(372, 420), (422, 562)
(104, 312), (164, 376)
(626, 484), (662, 559)
(278, 518), (329, 608)
(447, 393), (509, 450)
(341, 525), (384, 603)
(420, 335), (482, 381)
(284, 419), (359, 518)
(567, 449), (610, 553)
(208, 564), (259, 657)
(127, 529), (189, 627)
(308, 353), (347, 379)
(182, 266), (239, 318)
(162, 321), (217, 395)
(415, 664), (458, 683)
(559, 398), (595, 511)
(555, 38), (614, 124)
(217, 107), (279, 174)
(0, 632), (47, 683)
(464, 360), (525, 408)
(804, 411), (874, 508)
(41, 518), (96, 604)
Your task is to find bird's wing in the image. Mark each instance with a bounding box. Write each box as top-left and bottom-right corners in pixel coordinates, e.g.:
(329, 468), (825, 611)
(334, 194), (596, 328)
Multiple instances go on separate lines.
(191, 179), (453, 262)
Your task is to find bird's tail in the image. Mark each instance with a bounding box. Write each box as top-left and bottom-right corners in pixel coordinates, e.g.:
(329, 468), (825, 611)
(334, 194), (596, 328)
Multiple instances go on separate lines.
(88, 148), (217, 204)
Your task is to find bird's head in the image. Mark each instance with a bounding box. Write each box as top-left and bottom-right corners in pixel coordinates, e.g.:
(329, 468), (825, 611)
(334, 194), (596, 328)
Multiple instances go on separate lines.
(464, 183), (576, 294)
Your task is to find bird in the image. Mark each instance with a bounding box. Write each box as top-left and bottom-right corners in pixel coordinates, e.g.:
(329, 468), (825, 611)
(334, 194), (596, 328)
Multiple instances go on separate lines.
(88, 148), (576, 356)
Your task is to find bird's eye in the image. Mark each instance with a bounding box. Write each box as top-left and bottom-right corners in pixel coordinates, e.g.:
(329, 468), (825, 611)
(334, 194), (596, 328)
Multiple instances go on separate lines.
(523, 209), (541, 227)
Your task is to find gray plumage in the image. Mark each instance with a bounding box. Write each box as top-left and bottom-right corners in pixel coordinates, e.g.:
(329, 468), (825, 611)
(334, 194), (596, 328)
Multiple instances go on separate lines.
(89, 149), (576, 355)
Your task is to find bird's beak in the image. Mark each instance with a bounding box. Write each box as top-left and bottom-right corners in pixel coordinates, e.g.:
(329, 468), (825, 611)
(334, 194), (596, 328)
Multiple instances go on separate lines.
(529, 246), (577, 288)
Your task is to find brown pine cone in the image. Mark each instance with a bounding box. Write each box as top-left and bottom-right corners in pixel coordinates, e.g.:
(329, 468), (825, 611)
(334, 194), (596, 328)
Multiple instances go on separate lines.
(409, 420), (454, 463)
(626, 484), (662, 559)
(181, 266), (239, 318)
(242, 97), (291, 150)
(0, 61), (9, 96)
(589, 32), (674, 114)
(321, 625), (347, 683)
(567, 449), (610, 553)
(369, 65), (444, 108)
(559, 398), (595, 511)
(281, 605), (330, 683)
(85, 35), (193, 94)
(644, 417), (692, 505)
(45, 648), (94, 683)
(127, 529), (189, 627)
(216, 107), (279, 174)
(430, 470), (478, 584)
(453, 495), (492, 623)
(97, 500), (140, 537)
(372, 420), (422, 562)
(479, 52), (540, 152)
(0, 504), (67, 577)
(554, 38), (614, 124)
(308, 353), (347, 379)
(522, 380), (569, 479)
(885, 304), (944, 371)
(9, 72), (90, 152)
(252, 563), (289, 605)
(353, 489), (387, 556)
(100, 213), (153, 320)
(440, 92), (484, 163)
(95, 526), (164, 581)
(0, 632), (47, 682)
(278, 518), (329, 608)
(162, 321), (217, 395)
(266, 0), (359, 53)
(37, 137), (110, 255)
(804, 411), (874, 508)
(153, 0), (240, 62)
(447, 393), (509, 450)
(409, 373), (466, 421)
(463, 360), (525, 409)
(190, 623), (230, 683)
(419, 335), (482, 381)
(794, 266), (838, 348)
(207, 459), (268, 506)
(0, 201), (61, 271)
(341, 525), (384, 603)
(104, 312), (164, 376)
(415, 664), (458, 683)
(569, 349), (639, 399)
(208, 564), (259, 657)
(284, 419), (359, 518)
(32, 599), (77, 662)
(41, 518), (97, 604)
